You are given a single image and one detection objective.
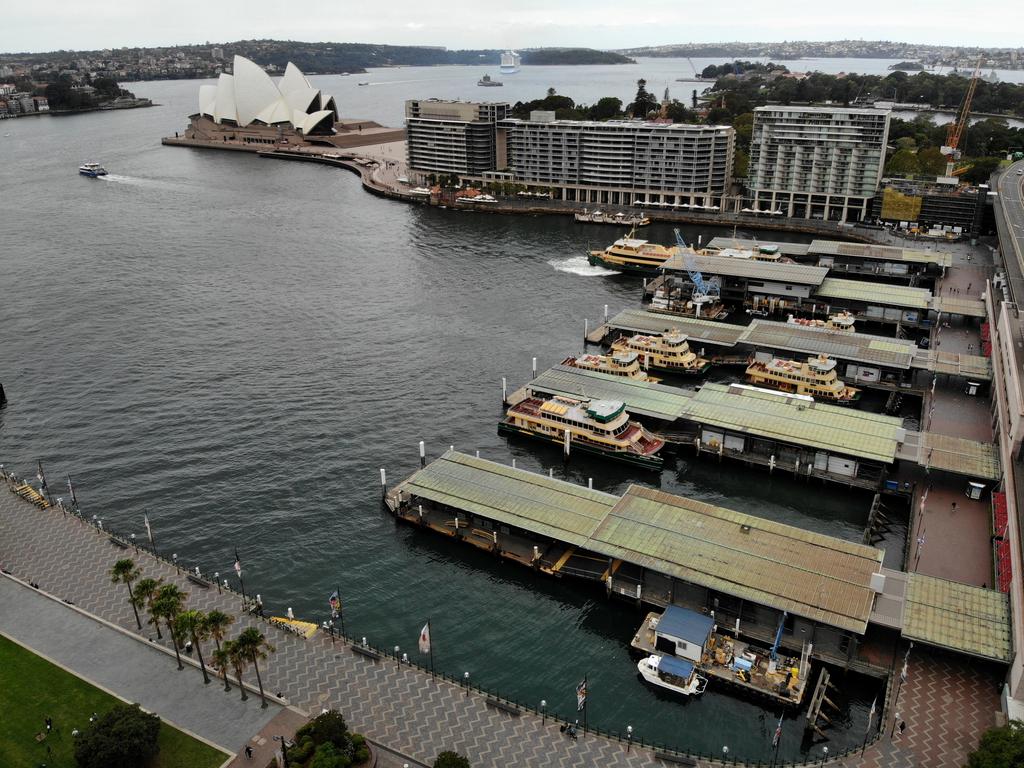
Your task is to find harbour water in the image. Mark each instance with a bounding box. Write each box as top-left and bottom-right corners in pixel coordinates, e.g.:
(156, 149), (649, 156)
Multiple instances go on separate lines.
(0, 71), (898, 761)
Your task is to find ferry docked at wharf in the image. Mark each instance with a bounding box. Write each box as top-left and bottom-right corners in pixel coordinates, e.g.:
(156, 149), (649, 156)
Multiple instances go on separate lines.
(79, 162), (107, 177)
(786, 311), (856, 333)
(632, 607), (810, 706)
(745, 354), (861, 404)
(561, 352), (660, 382)
(610, 332), (712, 375)
(588, 229), (675, 275)
(498, 396), (665, 469)
(574, 209), (650, 227)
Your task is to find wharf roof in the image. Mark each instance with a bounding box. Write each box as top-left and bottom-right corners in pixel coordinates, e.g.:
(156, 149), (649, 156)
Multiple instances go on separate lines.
(594, 486), (884, 634)
(705, 238), (811, 257)
(921, 432), (1001, 481)
(931, 295), (987, 318)
(661, 253), (829, 285)
(682, 383), (905, 464)
(528, 367), (905, 464)
(816, 278), (933, 309)
(605, 310), (745, 347)
(528, 365), (692, 421)
(808, 240), (954, 268)
(397, 450), (616, 547)
(902, 574), (1011, 662)
(737, 320), (918, 369)
(910, 350), (993, 381)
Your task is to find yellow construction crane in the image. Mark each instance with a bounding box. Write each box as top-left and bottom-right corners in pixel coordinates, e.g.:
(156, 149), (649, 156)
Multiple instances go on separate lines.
(940, 57), (983, 177)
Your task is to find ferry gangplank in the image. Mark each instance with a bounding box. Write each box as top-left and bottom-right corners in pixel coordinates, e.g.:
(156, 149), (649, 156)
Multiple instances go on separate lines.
(498, 396), (665, 469)
(610, 331), (712, 375)
(745, 354), (861, 404)
(561, 352), (661, 382)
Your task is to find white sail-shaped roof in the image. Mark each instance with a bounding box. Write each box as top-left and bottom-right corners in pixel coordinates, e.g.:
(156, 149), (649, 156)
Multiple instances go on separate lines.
(279, 62), (320, 113)
(296, 109), (335, 135)
(232, 55), (287, 126)
(213, 74), (237, 124)
(199, 84), (217, 117)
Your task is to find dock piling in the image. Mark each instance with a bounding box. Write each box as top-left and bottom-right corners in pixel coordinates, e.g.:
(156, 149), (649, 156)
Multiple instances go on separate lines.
(588, 478), (593, 489)
(584, 318), (589, 341)
(502, 377), (507, 404)
(604, 304), (609, 321)
(549, 468), (554, 478)
(475, 450), (480, 458)
(418, 504), (423, 520)
(512, 459), (517, 469)
(380, 468), (387, 499)
(419, 440), (426, 468)
(532, 357), (537, 377)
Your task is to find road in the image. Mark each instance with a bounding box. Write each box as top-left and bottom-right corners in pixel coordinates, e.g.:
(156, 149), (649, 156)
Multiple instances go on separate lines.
(995, 159), (1024, 302)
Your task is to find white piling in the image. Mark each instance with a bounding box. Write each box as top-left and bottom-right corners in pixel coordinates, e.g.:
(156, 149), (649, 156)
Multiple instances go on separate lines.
(604, 304), (609, 321)
(380, 468), (387, 498)
(532, 357), (537, 377)
(588, 478), (593, 490)
(502, 376), (507, 403)
(512, 458), (517, 469)
(584, 318), (589, 340)
(643, 278), (648, 290)
(418, 504), (423, 519)
(419, 440), (426, 467)
(769, 455), (776, 473)
(449, 444), (454, 453)
(549, 468), (554, 478)
(475, 450), (480, 458)
(698, 234), (703, 247)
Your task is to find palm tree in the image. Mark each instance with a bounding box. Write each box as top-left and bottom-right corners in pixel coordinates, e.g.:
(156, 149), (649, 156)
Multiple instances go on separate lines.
(152, 583), (188, 670)
(133, 577), (164, 639)
(234, 627), (276, 708)
(110, 558), (142, 630)
(175, 609), (211, 684)
(226, 640), (248, 701)
(203, 609), (234, 655)
(211, 646), (232, 692)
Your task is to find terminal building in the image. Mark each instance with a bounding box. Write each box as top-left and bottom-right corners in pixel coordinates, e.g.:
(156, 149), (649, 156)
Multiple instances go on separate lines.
(746, 106), (891, 224)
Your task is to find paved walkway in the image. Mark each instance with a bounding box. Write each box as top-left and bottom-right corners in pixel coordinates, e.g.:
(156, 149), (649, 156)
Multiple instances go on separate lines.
(0, 575), (275, 751)
(0, 484), (1001, 767)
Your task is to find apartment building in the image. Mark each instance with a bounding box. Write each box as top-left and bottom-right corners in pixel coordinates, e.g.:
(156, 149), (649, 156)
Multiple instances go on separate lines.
(747, 106), (891, 223)
(405, 99), (509, 176)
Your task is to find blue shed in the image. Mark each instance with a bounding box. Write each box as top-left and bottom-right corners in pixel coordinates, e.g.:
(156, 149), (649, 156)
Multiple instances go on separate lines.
(654, 606), (715, 663)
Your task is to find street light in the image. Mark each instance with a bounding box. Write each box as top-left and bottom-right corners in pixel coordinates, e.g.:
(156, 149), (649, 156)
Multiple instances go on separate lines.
(394, 646), (400, 667)
(822, 745), (829, 765)
(272, 735), (290, 767)
(130, 533), (137, 552)
(723, 745), (729, 761)
(626, 725), (633, 752)
(463, 671), (470, 696)
(214, 572), (220, 593)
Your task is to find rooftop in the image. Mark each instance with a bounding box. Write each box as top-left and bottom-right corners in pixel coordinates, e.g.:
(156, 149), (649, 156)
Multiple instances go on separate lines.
(738, 320), (918, 369)
(706, 238), (811, 258)
(902, 573), (1011, 662)
(931, 295), (987, 318)
(606, 310), (745, 347)
(528, 365), (691, 421)
(661, 253), (829, 285)
(808, 240), (954, 268)
(816, 278), (933, 309)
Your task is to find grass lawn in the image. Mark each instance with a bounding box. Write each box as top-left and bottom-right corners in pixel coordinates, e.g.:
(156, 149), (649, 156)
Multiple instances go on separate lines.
(0, 634), (229, 768)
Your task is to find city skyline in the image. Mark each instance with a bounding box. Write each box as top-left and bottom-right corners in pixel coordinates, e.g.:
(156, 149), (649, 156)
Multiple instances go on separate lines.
(5, 0), (1024, 54)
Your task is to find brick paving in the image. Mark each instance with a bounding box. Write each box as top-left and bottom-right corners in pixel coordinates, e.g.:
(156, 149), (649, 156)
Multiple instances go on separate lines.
(0, 484), (1003, 767)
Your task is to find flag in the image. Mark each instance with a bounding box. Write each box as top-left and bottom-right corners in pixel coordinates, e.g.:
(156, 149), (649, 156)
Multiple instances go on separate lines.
(866, 697), (877, 735)
(234, 550), (242, 578)
(144, 513), (153, 545)
(67, 475), (78, 507)
(576, 679), (587, 711)
(329, 591), (340, 612)
(418, 622), (431, 654)
(37, 461), (48, 491)
(772, 713), (783, 747)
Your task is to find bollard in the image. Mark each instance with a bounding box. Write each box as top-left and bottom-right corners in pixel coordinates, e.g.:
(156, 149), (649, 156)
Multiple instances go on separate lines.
(501, 377), (507, 403)
(512, 458), (517, 469)
(380, 468), (387, 499)
(549, 468), (554, 478)
(419, 440), (426, 467)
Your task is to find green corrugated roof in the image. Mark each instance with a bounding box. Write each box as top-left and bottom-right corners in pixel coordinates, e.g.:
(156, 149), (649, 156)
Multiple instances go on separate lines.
(706, 238), (810, 257)
(528, 365), (693, 421)
(809, 240), (954, 267)
(606, 310), (745, 346)
(903, 574), (1011, 662)
(737, 320), (917, 369)
(683, 384), (903, 464)
(661, 253), (828, 285)
(593, 486), (882, 634)
(817, 278), (933, 309)
(921, 433), (1001, 481)
(399, 451), (617, 546)
(931, 296), (987, 318)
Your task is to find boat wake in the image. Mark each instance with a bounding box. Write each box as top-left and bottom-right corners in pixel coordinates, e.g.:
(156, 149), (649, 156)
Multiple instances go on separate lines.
(548, 256), (620, 277)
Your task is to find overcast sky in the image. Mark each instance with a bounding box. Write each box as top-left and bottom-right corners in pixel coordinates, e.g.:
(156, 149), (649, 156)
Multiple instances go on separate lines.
(5, 0), (1024, 53)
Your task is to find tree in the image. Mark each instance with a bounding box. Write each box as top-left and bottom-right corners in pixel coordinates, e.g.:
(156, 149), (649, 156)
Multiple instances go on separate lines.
(733, 148), (750, 178)
(235, 627), (276, 708)
(152, 584), (188, 671)
(132, 577), (163, 640)
(588, 96), (622, 121)
(629, 79), (658, 118)
(885, 149), (921, 176)
(175, 610), (211, 684)
(967, 720), (1024, 768)
(110, 558), (142, 631)
(433, 751), (471, 768)
(297, 710), (352, 752)
(225, 639), (249, 701)
(211, 646), (232, 691)
(917, 147), (948, 176)
(73, 703), (160, 768)
(963, 156), (1002, 185)
(308, 742), (350, 768)
(203, 609), (234, 655)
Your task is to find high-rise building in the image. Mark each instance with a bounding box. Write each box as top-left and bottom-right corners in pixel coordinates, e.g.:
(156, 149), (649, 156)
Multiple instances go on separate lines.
(747, 106), (890, 223)
(497, 112), (735, 207)
(405, 99), (509, 176)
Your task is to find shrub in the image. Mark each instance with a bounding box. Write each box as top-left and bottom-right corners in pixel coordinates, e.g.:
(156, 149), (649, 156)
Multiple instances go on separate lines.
(308, 742), (351, 768)
(287, 735), (316, 765)
(433, 751), (471, 768)
(968, 720), (1024, 767)
(74, 703), (160, 768)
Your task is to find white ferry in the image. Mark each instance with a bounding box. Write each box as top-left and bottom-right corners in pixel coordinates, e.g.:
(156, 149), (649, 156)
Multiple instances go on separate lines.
(574, 209), (650, 227)
(79, 162), (107, 177)
(637, 654), (707, 697)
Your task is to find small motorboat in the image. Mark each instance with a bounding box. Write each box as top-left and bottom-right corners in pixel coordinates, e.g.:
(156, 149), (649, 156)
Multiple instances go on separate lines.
(79, 162), (107, 177)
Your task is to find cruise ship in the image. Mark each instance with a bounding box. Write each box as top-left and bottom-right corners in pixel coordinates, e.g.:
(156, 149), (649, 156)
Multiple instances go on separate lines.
(745, 354), (861, 403)
(561, 352), (660, 382)
(610, 332), (712, 375)
(498, 396), (665, 469)
(500, 50), (521, 74)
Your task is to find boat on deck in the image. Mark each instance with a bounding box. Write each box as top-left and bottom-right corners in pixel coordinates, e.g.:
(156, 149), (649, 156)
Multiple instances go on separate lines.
(588, 229), (675, 274)
(498, 396), (665, 469)
(562, 352), (660, 383)
(637, 654), (707, 696)
(79, 162), (107, 177)
(610, 331), (711, 375)
(745, 354), (861, 404)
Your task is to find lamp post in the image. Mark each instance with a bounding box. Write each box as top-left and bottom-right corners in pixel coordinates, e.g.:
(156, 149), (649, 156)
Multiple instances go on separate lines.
(723, 746), (729, 763)
(394, 646), (400, 668)
(130, 533), (137, 552)
(541, 699), (547, 725)
(214, 572), (220, 593)
(172, 553), (178, 572)
(272, 735), (289, 767)
(464, 671), (470, 696)
(821, 745), (829, 765)
(626, 725), (633, 752)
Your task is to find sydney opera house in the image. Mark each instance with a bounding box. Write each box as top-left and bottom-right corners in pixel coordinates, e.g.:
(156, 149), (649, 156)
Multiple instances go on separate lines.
(172, 55), (403, 150)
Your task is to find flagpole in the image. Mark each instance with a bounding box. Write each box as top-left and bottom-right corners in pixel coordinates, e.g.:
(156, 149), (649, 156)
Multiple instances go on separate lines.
(337, 584), (346, 641)
(235, 548), (247, 604)
(583, 674), (588, 735)
(428, 618), (435, 676)
(145, 509), (157, 553)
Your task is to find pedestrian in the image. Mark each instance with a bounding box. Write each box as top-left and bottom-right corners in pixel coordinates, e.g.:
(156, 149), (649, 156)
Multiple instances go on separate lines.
(952, 502), (958, 514)
(898, 721), (906, 735)
(184, 640), (193, 655)
(968, 282), (972, 291)
(45, 716), (52, 732)
(245, 745), (253, 759)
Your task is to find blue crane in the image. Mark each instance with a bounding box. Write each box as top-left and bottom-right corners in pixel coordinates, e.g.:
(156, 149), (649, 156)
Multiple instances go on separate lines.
(673, 228), (720, 316)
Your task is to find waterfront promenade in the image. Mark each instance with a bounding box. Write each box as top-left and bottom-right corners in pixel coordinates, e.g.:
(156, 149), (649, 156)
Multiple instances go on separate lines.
(0, 482), (1001, 767)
